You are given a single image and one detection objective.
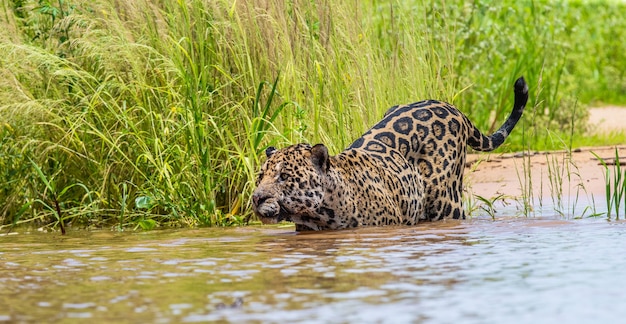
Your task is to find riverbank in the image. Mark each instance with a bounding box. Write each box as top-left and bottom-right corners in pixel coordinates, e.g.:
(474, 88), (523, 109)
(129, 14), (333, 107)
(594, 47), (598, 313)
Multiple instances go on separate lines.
(466, 107), (626, 207)
(467, 145), (625, 199)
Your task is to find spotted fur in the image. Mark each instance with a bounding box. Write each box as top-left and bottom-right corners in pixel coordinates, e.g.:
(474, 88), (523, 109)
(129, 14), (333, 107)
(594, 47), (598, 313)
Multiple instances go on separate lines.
(252, 77), (529, 230)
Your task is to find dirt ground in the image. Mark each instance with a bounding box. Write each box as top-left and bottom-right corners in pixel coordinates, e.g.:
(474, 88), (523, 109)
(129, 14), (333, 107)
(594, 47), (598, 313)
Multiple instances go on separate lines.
(466, 107), (626, 200)
(466, 145), (626, 199)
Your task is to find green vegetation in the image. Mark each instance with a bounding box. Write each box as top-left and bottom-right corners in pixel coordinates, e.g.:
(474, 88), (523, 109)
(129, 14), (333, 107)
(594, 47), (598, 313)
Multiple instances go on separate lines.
(593, 149), (626, 220)
(1, 0), (625, 230)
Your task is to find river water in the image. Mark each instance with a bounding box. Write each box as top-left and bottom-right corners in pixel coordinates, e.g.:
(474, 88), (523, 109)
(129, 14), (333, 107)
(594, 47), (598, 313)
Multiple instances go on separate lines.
(1, 216), (625, 323)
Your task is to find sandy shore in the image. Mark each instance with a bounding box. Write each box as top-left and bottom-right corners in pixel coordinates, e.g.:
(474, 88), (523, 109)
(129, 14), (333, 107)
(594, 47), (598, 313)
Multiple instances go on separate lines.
(588, 106), (626, 132)
(466, 146), (626, 200)
(465, 107), (626, 202)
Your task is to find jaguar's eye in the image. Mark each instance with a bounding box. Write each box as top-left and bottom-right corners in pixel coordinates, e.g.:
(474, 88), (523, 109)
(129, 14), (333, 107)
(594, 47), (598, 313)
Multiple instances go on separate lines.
(279, 173), (289, 181)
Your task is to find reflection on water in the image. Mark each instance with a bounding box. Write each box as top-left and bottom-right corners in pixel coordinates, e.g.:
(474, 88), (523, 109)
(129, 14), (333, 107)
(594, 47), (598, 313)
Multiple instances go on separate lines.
(1, 218), (625, 323)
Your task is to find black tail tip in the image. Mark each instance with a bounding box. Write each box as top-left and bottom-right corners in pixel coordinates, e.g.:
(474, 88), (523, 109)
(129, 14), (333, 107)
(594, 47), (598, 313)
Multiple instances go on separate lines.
(514, 76), (528, 95)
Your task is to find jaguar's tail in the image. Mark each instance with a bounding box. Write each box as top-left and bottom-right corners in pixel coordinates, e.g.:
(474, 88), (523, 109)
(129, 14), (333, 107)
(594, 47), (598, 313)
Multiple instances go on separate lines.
(468, 76), (528, 151)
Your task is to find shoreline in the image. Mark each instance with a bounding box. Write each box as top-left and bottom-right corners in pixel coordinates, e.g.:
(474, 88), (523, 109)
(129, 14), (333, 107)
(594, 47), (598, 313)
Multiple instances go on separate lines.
(465, 146), (626, 207)
(466, 106), (626, 206)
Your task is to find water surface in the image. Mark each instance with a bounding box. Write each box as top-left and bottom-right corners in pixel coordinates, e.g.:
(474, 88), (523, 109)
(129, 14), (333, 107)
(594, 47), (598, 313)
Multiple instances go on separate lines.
(1, 217), (625, 323)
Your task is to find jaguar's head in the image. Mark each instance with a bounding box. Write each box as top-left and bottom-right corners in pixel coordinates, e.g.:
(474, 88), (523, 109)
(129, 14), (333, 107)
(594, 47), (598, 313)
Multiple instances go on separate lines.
(251, 143), (330, 227)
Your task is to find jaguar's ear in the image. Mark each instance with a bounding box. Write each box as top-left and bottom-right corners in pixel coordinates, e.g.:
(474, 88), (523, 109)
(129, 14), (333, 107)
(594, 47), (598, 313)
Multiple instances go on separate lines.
(310, 144), (329, 172)
(265, 146), (277, 158)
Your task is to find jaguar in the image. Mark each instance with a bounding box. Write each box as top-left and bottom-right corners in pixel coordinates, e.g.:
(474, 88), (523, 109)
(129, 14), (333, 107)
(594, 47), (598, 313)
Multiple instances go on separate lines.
(252, 77), (528, 230)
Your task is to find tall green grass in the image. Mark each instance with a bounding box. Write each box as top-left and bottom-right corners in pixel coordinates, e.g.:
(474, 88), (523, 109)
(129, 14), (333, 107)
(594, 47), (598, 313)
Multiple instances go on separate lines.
(1, 0), (625, 230)
(593, 148), (626, 220)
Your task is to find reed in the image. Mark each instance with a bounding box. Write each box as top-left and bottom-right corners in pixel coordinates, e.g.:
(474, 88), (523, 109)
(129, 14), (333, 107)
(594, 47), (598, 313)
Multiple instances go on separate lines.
(593, 148), (626, 220)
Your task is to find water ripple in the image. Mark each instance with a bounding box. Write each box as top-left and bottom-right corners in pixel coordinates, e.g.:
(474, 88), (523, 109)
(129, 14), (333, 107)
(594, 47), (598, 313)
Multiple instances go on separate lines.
(1, 219), (625, 323)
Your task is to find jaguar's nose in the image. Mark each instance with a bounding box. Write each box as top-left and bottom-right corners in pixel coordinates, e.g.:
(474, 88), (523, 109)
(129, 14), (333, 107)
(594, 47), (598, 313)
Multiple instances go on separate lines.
(252, 192), (268, 207)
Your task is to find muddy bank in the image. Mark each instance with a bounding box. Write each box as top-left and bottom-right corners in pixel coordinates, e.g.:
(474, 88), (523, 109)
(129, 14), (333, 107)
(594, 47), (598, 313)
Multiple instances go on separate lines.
(466, 106), (626, 201)
(466, 145), (626, 200)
